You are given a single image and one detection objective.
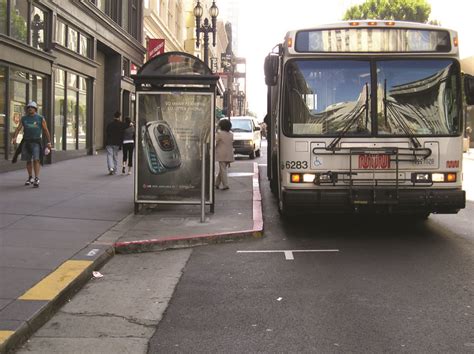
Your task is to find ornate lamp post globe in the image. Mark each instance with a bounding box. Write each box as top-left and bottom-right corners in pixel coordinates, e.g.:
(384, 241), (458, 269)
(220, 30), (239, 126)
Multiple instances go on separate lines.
(193, 1), (219, 67)
(193, 1), (203, 18)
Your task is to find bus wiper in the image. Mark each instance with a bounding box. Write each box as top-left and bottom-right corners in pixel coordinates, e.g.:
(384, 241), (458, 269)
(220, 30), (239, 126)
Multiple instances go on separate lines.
(383, 80), (421, 149)
(327, 83), (369, 151)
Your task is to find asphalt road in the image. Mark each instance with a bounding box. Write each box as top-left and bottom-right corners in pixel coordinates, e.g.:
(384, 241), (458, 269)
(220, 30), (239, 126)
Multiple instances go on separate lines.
(148, 144), (474, 353)
(18, 142), (474, 353)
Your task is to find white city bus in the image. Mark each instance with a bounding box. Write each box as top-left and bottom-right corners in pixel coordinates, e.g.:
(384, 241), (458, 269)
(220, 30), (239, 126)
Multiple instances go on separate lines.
(264, 20), (474, 217)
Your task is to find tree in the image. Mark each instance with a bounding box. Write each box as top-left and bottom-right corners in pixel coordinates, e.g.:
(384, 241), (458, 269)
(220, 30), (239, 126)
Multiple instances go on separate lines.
(343, 0), (431, 23)
(215, 107), (225, 119)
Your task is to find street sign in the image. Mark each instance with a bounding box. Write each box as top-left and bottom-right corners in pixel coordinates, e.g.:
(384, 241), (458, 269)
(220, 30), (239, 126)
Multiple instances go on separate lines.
(210, 57), (218, 73)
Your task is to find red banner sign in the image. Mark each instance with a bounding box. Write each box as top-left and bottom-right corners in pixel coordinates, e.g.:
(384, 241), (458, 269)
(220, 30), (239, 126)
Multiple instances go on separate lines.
(147, 39), (165, 60)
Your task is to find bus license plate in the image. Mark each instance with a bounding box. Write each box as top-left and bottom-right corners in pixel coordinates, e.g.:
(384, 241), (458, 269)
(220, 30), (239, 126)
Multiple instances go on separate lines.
(358, 154), (391, 169)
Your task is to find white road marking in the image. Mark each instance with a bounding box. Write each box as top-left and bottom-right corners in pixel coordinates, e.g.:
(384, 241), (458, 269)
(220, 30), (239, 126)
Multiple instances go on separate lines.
(237, 249), (339, 261)
(228, 172), (254, 177)
(86, 249), (100, 257)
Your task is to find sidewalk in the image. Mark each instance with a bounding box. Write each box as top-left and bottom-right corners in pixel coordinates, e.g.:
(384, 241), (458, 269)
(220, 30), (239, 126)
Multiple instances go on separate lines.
(464, 148), (474, 160)
(0, 153), (262, 353)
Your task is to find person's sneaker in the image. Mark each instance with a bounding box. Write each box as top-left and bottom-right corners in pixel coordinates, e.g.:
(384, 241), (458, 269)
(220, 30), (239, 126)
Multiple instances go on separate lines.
(222, 186), (229, 190)
(109, 168), (114, 175)
(122, 167), (126, 174)
(33, 177), (40, 188)
(25, 176), (33, 186)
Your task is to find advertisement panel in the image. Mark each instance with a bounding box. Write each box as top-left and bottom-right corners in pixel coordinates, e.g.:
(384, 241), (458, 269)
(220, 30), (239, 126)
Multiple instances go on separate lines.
(135, 91), (214, 204)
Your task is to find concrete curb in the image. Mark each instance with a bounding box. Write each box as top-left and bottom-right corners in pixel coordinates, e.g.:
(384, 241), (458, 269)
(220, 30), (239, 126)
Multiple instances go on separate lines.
(114, 162), (264, 254)
(0, 245), (114, 354)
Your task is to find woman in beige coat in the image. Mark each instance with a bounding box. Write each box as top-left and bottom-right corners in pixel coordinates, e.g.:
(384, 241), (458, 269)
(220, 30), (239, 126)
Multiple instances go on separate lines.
(215, 119), (234, 190)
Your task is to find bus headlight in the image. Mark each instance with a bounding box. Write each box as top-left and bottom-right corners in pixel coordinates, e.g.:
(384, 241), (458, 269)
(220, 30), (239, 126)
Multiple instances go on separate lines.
(430, 173), (457, 183)
(290, 173), (316, 183)
(303, 173), (316, 182)
(432, 173), (444, 182)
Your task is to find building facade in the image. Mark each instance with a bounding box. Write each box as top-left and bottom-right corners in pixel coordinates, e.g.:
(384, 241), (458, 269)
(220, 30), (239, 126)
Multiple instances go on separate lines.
(143, 0), (228, 107)
(0, 0), (145, 172)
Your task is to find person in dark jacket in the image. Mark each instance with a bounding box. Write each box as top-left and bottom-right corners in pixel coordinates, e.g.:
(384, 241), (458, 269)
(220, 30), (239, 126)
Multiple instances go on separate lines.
(105, 111), (125, 175)
(11, 101), (52, 187)
(122, 117), (135, 175)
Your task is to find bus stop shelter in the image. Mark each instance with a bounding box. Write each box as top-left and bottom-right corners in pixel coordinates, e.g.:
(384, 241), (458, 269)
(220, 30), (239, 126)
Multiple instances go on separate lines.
(132, 52), (220, 216)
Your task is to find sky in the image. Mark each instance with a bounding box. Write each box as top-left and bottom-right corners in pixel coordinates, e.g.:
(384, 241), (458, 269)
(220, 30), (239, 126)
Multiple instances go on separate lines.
(232, 0), (474, 120)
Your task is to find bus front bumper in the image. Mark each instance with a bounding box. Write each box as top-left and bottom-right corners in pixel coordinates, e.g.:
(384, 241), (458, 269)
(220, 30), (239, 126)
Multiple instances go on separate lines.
(281, 188), (465, 214)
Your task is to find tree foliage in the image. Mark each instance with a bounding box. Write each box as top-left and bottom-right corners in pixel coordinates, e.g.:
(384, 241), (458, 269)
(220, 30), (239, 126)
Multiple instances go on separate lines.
(343, 0), (431, 23)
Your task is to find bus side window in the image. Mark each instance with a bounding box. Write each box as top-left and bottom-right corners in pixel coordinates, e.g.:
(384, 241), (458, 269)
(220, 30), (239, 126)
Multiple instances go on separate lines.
(465, 74), (474, 105)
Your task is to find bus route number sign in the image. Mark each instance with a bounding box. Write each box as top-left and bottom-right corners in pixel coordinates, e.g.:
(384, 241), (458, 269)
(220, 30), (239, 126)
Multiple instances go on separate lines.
(358, 154), (391, 169)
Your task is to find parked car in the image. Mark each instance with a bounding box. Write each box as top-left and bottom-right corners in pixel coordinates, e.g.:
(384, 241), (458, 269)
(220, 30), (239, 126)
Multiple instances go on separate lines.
(229, 116), (262, 159)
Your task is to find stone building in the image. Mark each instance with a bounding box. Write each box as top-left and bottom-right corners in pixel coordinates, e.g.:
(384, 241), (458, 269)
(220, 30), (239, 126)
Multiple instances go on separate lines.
(0, 0), (145, 171)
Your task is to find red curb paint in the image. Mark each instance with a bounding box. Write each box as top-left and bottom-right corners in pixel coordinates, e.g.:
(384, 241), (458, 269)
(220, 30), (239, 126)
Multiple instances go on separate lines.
(114, 162), (264, 253)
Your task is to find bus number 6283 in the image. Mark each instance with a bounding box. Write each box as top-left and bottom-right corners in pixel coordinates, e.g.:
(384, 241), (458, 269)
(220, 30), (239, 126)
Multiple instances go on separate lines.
(285, 161), (308, 169)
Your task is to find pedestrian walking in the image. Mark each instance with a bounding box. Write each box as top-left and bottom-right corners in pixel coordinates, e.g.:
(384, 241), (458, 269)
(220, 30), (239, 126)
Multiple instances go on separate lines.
(11, 101), (52, 188)
(122, 117), (135, 175)
(215, 118), (234, 190)
(105, 111), (125, 175)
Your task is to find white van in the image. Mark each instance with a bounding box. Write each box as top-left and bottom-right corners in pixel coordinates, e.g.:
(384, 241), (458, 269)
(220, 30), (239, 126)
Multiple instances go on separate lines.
(229, 116), (262, 159)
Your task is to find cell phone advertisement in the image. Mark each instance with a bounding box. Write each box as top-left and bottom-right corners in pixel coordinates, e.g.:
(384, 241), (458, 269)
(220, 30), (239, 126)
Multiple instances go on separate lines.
(136, 92), (213, 203)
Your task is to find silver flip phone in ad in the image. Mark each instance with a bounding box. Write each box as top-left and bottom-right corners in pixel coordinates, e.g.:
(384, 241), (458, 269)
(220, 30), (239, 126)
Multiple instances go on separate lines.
(141, 121), (181, 174)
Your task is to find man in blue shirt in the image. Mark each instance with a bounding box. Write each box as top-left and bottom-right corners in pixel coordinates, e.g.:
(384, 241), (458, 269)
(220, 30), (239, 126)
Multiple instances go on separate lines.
(11, 101), (52, 187)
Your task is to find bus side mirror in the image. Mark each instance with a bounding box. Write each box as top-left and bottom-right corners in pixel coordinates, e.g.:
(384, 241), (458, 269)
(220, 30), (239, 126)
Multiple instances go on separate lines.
(464, 75), (474, 105)
(264, 54), (279, 86)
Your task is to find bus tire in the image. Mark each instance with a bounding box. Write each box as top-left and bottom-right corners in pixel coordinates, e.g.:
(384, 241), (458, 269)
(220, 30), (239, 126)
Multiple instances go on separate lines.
(249, 150), (255, 159)
(270, 154), (279, 196)
(278, 199), (292, 219)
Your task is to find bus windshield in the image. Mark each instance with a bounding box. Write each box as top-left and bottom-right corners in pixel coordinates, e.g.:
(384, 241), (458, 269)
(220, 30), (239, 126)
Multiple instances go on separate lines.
(283, 58), (461, 136)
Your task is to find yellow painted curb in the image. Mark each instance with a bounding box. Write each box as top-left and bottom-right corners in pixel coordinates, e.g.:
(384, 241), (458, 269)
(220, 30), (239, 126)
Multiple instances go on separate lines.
(19, 260), (93, 301)
(0, 330), (14, 345)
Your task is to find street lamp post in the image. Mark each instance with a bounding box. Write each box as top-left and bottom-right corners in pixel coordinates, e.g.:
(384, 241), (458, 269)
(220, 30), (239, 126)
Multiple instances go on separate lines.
(237, 91), (245, 116)
(193, 0), (219, 67)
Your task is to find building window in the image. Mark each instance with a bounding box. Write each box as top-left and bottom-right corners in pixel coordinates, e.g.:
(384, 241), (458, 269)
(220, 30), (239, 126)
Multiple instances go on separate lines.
(56, 20), (66, 46)
(3, 1), (49, 51)
(121, 0), (129, 32)
(79, 34), (91, 57)
(78, 77), (87, 149)
(67, 27), (78, 52)
(10, 1), (28, 43)
(54, 69), (89, 151)
(0, 65), (46, 160)
(90, 0), (139, 39)
(95, 0), (107, 13)
(54, 69), (65, 151)
(56, 19), (92, 59)
(30, 6), (46, 50)
(0, 1), (7, 34)
(130, 0), (138, 39)
(122, 58), (130, 77)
